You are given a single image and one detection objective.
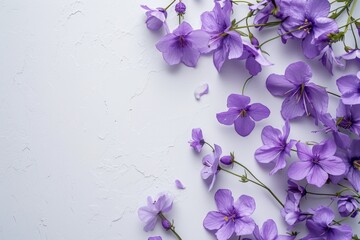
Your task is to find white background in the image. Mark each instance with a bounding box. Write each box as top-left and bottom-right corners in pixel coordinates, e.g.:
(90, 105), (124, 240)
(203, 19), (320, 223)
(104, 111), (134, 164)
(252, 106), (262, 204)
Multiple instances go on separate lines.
(0, 0), (359, 239)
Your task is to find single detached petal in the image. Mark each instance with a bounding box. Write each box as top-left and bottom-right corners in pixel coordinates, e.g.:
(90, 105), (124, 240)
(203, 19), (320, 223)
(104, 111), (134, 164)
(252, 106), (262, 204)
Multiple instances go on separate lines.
(194, 83), (209, 100)
(247, 103), (270, 121)
(215, 189), (234, 214)
(203, 211), (226, 230)
(175, 179), (186, 189)
(234, 116), (255, 137)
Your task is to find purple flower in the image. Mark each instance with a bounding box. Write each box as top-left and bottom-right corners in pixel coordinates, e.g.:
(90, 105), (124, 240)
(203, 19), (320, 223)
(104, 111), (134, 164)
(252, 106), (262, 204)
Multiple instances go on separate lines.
(239, 41), (272, 76)
(175, 179), (186, 189)
(303, 206), (352, 240)
(175, 1), (186, 15)
(148, 237), (162, 240)
(216, 94), (270, 137)
(189, 128), (205, 152)
(201, 144), (222, 191)
(255, 120), (296, 175)
(337, 196), (358, 218)
(287, 180), (306, 200)
(253, 219), (295, 240)
(203, 189), (256, 240)
(336, 102), (360, 136)
(266, 61), (328, 122)
(200, 3), (243, 72)
(288, 140), (346, 187)
(318, 113), (351, 149)
(141, 5), (167, 31)
(138, 193), (173, 231)
(320, 45), (345, 75)
(336, 72), (360, 105)
(156, 21), (209, 67)
(341, 49), (360, 61)
(340, 139), (360, 192)
(280, 0), (338, 58)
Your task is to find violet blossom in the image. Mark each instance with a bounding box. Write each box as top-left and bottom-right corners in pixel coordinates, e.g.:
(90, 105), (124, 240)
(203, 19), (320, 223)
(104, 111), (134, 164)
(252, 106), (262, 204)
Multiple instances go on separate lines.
(239, 41), (272, 76)
(255, 120), (296, 175)
(216, 94), (270, 137)
(303, 206), (353, 239)
(203, 189), (256, 240)
(336, 102), (360, 136)
(253, 219), (295, 240)
(266, 61), (328, 122)
(156, 21), (209, 67)
(200, 2), (243, 72)
(337, 196), (358, 218)
(189, 128), (205, 153)
(320, 45), (344, 75)
(336, 71), (360, 105)
(201, 144), (222, 191)
(339, 139), (360, 192)
(280, 0), (338, 59)
(138, 193), (173, 231)
(288, 140), (346, 188)
(141, 5), (167, 31)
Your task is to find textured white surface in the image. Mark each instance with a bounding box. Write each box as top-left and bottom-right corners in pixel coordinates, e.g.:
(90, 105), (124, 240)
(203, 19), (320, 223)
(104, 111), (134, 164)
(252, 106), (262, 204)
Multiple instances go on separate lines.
(0, 0), (359, 239)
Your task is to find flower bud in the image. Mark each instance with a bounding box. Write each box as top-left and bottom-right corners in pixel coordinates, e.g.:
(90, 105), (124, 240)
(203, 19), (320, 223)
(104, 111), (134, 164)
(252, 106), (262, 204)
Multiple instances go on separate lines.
(161, 219), (172, 230)
(220, 155), (233, 165)
(175, 2), (186, 15)
(337, 196), (358, 218)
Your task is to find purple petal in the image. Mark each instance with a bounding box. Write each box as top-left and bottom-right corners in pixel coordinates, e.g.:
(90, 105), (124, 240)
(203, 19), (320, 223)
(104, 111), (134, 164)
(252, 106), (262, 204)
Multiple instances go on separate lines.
(138, 207), (158, 231)
(261, 219), (278, 239)
(302, 33), (321, 59)
(216, 221), (235, 240)
(226, 31), (243, 59)
(227, 94), (250, 109)
(203, 211), (226, 230)
(194, 83), (209, 100)
(161, 46), (183, 65)
(307, 164), (328, 187)
(181, 46), (200, 67)
(347, 168), (360, 192)
(213, 47), (227, 72)
(173, 21), (193, 35)
(175, 179), (186, 189)
(312, 140), (336, 158)
(233, 195), (256, 217)
(288, 161), (312, 181)
(306, 0), (330, 19)
(296, 142), (313, 161)
(304, 83), (329, 118)
(312, 206), (334, 226)
(284, 61), (312, 85)
(342, 92), (360, 105)
(261, 125), (282, 145)
(255, 145), (282, 163)
(246, 56), (262, 76)
(216, 108), (239, 125)
(270, 152), (288, 175)
(280, 94), (306, 120)
(155, 194), (173, 213)
(187, 30), (210, 51)
(266, 74), (295, 96)
(234, 216), (255, 236)
(319, 157), (346, 176)
(234, 116), (255, 137)
(247, 103), (270, 121)
(215, 189), (234, 214)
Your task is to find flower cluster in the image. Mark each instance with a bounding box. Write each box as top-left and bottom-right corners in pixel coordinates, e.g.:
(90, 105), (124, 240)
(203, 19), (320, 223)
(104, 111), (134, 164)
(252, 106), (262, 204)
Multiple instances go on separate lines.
(139, 0), (360, 239)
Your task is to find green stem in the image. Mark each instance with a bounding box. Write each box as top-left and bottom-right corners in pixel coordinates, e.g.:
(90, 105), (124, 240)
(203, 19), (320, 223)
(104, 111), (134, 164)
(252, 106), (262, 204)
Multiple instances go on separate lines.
(327, 91), (341, 98)
(233, 21), (282, 30)
(158, 213), (182, 240)
(232, 0), (253, 4)
(233, 161), (285, 207)
(344, 0), (358, 33)
(330, 0), (353, 19)
(164, 0), (176, 11)
(306, 191), (338, 197)
(242, 76), (254, 95)
(338, 17), (360, 29)
(204, 141), (215, 152)
(259, 26), (303, 48)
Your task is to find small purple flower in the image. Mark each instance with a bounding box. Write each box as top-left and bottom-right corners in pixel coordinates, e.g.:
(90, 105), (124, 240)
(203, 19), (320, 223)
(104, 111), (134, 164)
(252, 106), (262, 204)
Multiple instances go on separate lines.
(141, 5), (167, 31)
(201, 144), (222, 191)
(203, 189), (256, 240)
(175, 1), (186, 15)
(280, 0), (338, 59)
(156, 21), (209, 67)
(189, 128), (205, 152)
(253, 219), (295, 240)
(239, 41), (272, 76)
(138, 193), (173, 231)
(336, 102), (360, 136)
(320, 45), (345, 75)
(216, 94), (270, 137)
(175, 179), (186, 189)
(200, 3), (243, 72)
(255, 120), (296, 175)
(287, 180), (306, 200)
(148, 237), (162, 240)
(336, 71), (360, 105)
(266, 61), (328, 122)
(288, 140), (346, 187)
(337, 196), (358, 218)
(303, 206), (352, 239)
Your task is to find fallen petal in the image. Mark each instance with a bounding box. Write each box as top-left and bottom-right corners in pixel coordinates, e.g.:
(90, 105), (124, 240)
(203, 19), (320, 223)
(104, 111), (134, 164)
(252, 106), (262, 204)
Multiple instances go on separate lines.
(194, 83), (209, 100)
